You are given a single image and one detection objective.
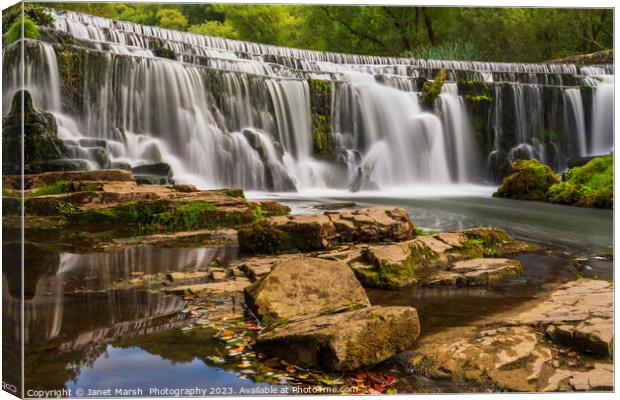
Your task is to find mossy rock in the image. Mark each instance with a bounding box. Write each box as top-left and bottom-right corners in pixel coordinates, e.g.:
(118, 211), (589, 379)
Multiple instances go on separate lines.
(152, 47), (176, 60)
(308, 79), (334, 159)
(548, 155), (613, 209)
(2, 90), (70, 175)
(493, 159), (559, 201)
(420, 68), (447, 109)
(50, 199), (270, 231)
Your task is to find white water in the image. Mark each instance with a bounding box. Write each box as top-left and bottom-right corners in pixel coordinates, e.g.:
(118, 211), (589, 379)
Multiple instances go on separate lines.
(590, 75), (614, 155)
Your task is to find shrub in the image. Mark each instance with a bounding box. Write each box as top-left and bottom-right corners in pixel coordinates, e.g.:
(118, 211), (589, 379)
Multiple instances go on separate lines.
(402, 41), (479, 61)
(4, 17), (39, 45)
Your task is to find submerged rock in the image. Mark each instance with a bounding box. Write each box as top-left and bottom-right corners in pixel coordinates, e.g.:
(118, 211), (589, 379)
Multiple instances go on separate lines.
(238, 207), (414, 254)
(256, 306), (420, 371)
(244, 257), (370, 321)
(493, 159), (559, 201)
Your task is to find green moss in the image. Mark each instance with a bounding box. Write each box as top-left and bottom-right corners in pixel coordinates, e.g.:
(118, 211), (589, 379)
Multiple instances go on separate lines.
(308, 79), (334, 159)
(2, 3), (53, 33)
(548, 155), (613, 208)
(55, 199), (265, 231)
(420, 68), (447, 109)
(238, 221), (291, 254)
(31, 180), (67, 197)
(4, 17), (39, 45)
(493, 159), (559, 201)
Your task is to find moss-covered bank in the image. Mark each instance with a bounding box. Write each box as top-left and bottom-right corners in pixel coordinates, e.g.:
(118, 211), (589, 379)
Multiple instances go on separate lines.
(548, 155), (613, 208)
(494, 156), (613, 208)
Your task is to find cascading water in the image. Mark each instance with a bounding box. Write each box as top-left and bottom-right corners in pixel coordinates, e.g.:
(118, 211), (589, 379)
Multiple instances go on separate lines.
(590, 75), (614, 155)
(2, 8), (615, 191)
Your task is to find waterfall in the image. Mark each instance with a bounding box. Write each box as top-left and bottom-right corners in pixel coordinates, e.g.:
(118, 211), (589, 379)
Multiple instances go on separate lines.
(563, 88), (587, 156)
(2, 8), (614, 190)
(439, 84), (479, 181)
(590, 75), (614, 155)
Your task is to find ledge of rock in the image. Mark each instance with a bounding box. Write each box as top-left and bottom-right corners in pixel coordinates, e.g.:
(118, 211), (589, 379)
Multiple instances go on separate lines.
(3, 170), (290, 231)
(238, 207), (414, 253)
(508, 279), (613, 358)
(244, 256), (370, 321)
(403, 278), (613, 391)
(256, 305), (420, 371)
(320, 227), (537, 288)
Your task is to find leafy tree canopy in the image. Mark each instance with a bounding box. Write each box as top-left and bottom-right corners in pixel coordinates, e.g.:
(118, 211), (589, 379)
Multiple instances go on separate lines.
(40, 3), (614, 62)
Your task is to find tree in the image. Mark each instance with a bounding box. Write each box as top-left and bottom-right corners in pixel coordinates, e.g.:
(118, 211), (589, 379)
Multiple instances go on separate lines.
(188, 21), (239, 40)
(156, 9), (188, 31)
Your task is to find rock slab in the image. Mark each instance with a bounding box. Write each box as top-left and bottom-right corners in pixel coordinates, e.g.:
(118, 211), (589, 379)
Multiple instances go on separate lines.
(244, 257), (370, 321)
(256, 306), (420, 371)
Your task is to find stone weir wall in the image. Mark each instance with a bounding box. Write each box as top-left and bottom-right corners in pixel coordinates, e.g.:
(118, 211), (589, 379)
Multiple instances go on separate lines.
(1, 8), (614, 189)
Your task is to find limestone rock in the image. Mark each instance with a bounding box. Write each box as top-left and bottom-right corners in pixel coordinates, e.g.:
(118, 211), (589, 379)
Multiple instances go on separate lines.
(166, 278), (251, 295)
(427, 258), (522, 286)
(244, 257), (370, 321)
(256, 306), (420, 371)
(238, 207), (414, 254)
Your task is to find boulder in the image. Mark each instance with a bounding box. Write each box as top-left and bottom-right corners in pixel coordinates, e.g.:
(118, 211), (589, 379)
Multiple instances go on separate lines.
(132, 162), (173, 178)
(244, 257), (370, 321)
(110, 161), (132, 171)
(238, 207), (414, 254)
(493, 159), (559, 201)
(2, 90), (70, 174)
(78, 138), (108, 148)
(255, 306), (420, 371)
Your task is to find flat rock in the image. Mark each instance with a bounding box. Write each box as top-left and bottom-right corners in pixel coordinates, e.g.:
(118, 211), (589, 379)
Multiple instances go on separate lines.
(405, 325), (613, 392)
(166, 271), (209, 283)
(427, 258), (522, 286)
(166, 278), (251, 295)
(508, 279), (612, 358)
(244, 257), (370, 321)
(238, 207), (414, 253)
(256, 306), (420, 371)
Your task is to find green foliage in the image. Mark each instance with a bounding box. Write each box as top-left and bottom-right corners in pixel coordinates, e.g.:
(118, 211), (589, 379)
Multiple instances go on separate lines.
(4, 17), (39, 45)
(31, 180), (67, 197)
(548, 155), (613, 208)
(402, 41), (479, 61)
(420, 68), (447, 109)
(156, 8), (188, 31)
(493, 159), (559, 201)
(40, 3), (613, 62)
(2, 3), (53, 32)
(117, 6), (158, 25)
(188, 21), (239, 39)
